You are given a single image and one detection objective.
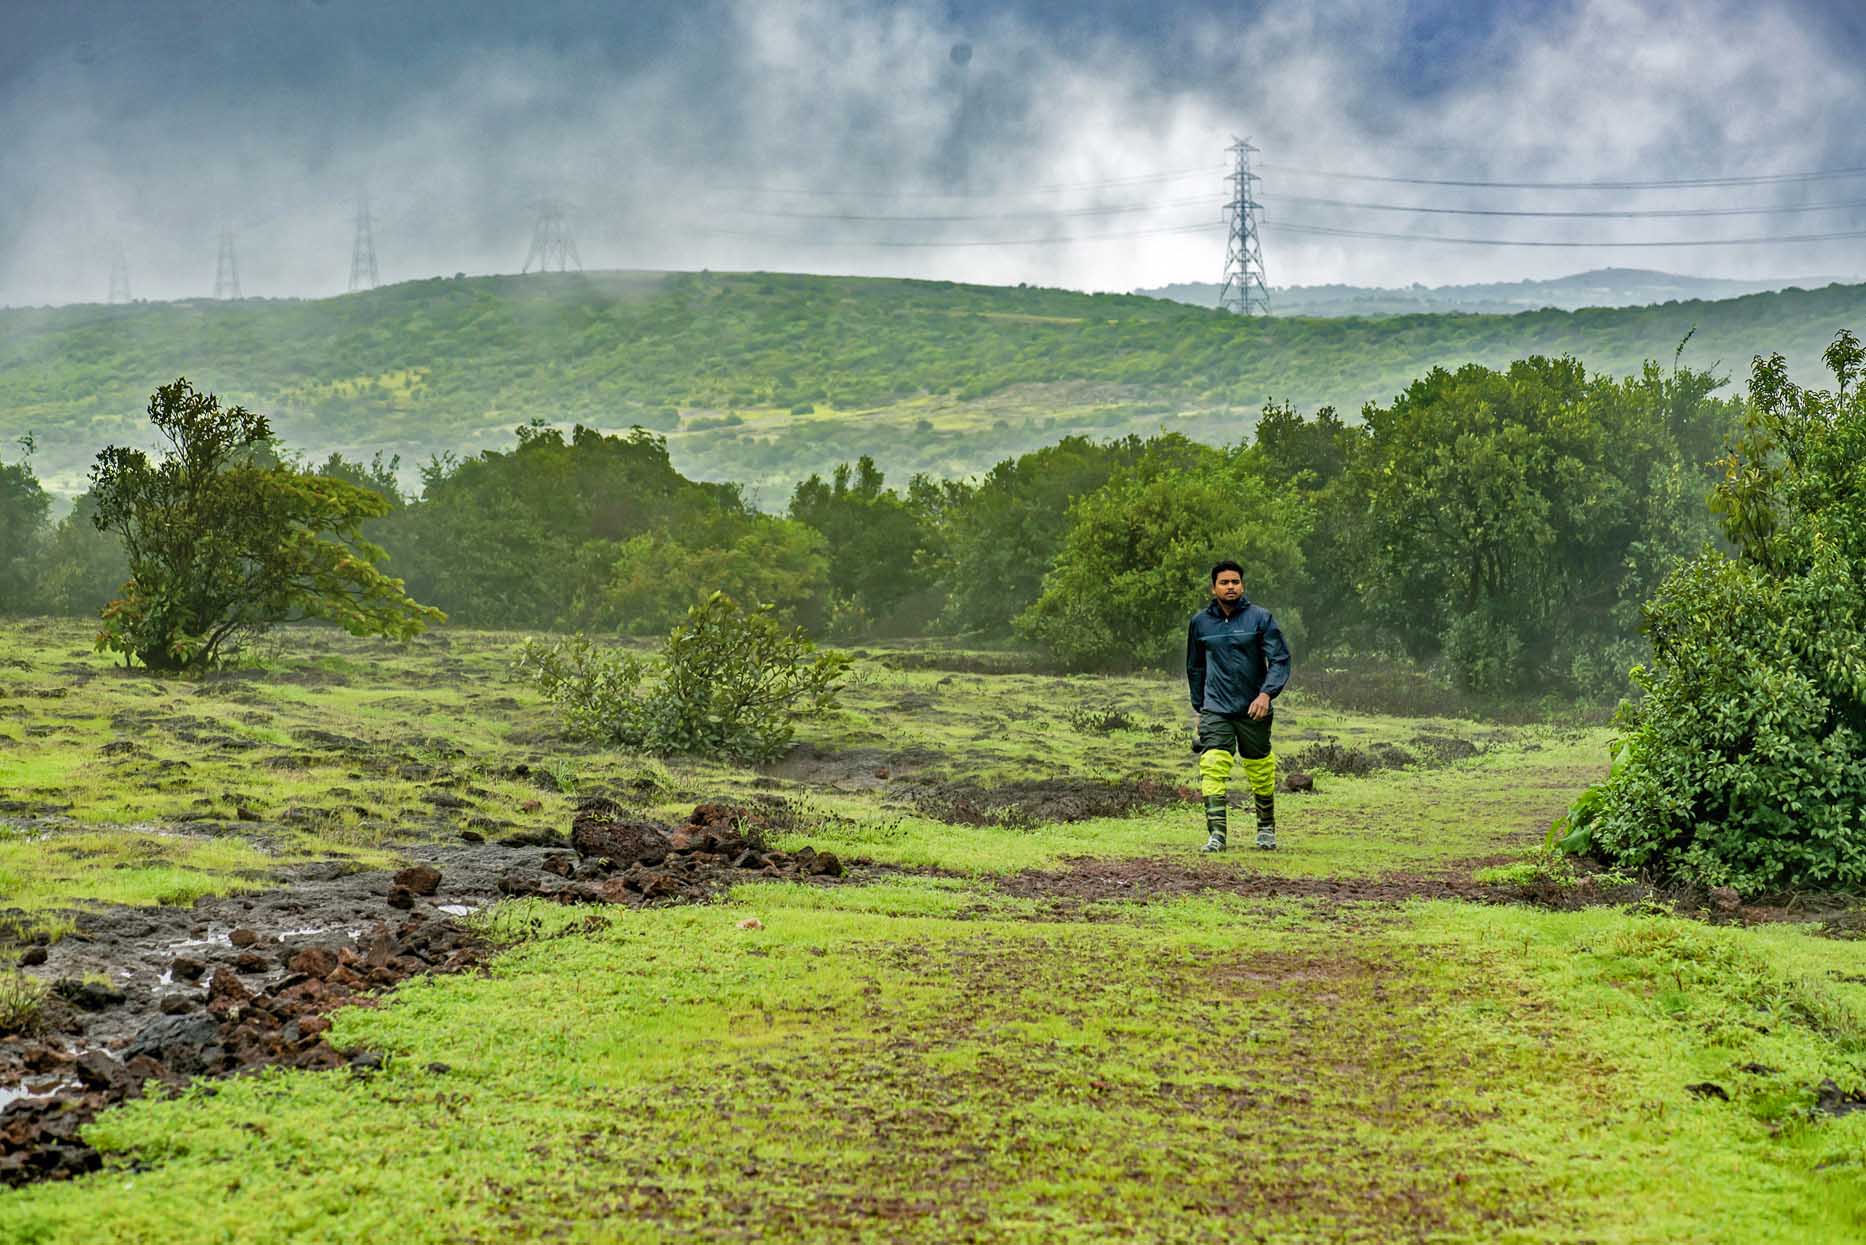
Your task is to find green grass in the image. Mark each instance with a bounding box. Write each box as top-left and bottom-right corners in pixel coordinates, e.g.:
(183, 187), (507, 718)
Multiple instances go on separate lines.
(3, 889), (1859, 1242)
(0, 618), (1859, 1242)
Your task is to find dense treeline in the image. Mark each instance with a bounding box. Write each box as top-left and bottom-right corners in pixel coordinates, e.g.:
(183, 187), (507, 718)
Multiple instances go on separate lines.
(2, 348), (1742, 697)
(5, 269), (1859, 504)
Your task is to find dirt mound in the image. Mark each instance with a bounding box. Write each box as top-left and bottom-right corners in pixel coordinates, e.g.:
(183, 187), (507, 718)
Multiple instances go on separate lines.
(908, 776), (1191, 827)
(512, 799), (847, 907)
(1286, 740), (1419, 777)
(1287, 731), (1494, 779)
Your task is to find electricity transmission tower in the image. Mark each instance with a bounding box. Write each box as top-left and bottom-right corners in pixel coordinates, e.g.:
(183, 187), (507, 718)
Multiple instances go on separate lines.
(1218, 136), (1269, 316)
(521, 198), (582, 273)
(348, 191), (380, 292)
(107, 244), (131, 304)
(213, 224), (242, 300)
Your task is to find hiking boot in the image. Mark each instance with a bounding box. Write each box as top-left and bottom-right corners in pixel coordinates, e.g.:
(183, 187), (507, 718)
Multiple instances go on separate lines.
(1202, 794), (1227, 852)
(1254, 793), (1276, 850)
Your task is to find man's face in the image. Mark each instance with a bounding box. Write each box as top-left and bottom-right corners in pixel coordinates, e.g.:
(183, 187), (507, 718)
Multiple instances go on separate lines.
(1212, 570), (1244, 604)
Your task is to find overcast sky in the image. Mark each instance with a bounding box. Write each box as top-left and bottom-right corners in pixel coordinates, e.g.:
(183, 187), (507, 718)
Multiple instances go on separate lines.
(5, 0), (1866, 306)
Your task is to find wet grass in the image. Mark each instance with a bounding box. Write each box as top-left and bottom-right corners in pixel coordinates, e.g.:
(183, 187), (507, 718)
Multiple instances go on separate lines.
(1, 619), (1860, 1241)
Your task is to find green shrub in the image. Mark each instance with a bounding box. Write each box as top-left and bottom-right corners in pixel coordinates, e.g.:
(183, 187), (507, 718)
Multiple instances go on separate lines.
(514, 592), (850, 761)
(1558, 334), (1866, 895)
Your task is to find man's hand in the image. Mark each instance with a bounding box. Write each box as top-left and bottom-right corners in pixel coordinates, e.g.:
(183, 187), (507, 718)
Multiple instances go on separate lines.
(1246, 692), (1271, 721)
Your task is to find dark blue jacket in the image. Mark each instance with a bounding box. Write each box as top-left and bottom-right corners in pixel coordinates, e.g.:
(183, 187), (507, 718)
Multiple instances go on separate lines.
(1187, 598), (1291, 715)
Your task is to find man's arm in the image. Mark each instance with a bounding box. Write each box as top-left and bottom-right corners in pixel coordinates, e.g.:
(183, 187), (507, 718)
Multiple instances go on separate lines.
(1186, 618), (1206, 712)
(1261, 613), (1292, 699)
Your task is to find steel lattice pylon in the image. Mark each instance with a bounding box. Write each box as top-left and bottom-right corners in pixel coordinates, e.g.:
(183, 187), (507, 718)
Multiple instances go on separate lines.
(522, 198), (582, 273)
(1218, 136), (1269, 316)
(348, 191), (380, 292)
(213, 225), (242, 300)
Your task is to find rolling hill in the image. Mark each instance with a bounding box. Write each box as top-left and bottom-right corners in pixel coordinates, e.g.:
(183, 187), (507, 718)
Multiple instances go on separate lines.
(4, 269), (1865, 505)
(1137, 267), (1858, 316)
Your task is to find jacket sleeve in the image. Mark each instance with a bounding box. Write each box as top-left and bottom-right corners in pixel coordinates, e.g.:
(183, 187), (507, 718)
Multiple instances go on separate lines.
(1186, 618), (1206, 712)
(1261, 613), (1291, 699)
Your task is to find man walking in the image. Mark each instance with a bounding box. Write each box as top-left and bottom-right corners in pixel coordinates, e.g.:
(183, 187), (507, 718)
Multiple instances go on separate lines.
(1187, 560), (1291, 851)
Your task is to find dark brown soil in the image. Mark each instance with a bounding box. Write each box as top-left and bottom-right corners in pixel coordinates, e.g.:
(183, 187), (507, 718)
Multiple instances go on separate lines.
(0, 798), (859, 1186)
(904, 776), (1192, 827)
(992, 856), (1520, 908)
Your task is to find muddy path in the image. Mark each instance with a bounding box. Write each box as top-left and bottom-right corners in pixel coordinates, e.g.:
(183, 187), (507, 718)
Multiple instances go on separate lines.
(0, 799), (861, 1186)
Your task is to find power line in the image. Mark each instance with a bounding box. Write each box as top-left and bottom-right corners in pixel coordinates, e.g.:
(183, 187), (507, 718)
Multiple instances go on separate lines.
(1260, 162), (1866, 192)
(700, 221), (1223, 248)
(710, 167), (1222, 201)
(719, 190), (1866, 227)
(1266, 192), (1866, 220)
(1262, 219), (1866, 248)
(745, 195), (1223, 223)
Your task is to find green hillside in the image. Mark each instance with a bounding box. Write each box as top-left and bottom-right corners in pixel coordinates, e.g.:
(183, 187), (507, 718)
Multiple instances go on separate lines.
(5, 269), (1866, 504)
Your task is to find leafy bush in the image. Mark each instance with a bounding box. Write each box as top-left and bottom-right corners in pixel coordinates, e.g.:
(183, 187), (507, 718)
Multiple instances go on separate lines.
(514, 592), (850, 761)
(1557, 334), (1866, 895)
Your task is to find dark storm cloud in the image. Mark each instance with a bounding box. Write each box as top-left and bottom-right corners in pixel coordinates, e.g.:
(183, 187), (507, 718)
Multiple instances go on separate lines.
(3, 0), (1863, 306)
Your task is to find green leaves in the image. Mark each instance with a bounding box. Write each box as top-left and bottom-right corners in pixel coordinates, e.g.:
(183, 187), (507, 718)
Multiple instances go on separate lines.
(88, 378), (443, 670)
(1574, 335), (1866, 894)
(515, 593), (850, 762)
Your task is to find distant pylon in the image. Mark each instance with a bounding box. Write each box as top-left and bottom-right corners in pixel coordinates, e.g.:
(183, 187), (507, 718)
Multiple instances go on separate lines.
(521, 198), (582, 273)
(1218, 136), (1269, 316)
(348, 191), (380, 292)
(107, 245), (131, 304)
(214, 225), (242, 300)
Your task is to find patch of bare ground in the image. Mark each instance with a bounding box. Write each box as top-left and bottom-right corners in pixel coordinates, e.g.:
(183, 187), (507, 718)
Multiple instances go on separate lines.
(542, 936), (1555, 1242)
(990, 856), (1525, 911)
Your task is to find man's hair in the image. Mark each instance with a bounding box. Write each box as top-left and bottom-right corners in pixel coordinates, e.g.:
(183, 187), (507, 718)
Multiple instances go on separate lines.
(1210, 559), (1245, 584)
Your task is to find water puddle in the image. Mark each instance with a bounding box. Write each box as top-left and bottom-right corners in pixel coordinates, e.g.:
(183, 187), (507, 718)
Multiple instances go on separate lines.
(0, 1079), (75, 1112)
(436, 904), (477, 917)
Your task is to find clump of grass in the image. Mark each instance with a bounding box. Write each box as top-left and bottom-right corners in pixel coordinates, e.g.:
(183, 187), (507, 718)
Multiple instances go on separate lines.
(0, 971), (48, 1036)
(1609, 918), (1864, 1050)
(1063, 701), (1137, 734)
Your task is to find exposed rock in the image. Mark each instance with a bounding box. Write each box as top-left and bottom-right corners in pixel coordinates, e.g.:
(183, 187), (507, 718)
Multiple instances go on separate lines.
(51, 979), (125, 1011)
(287, 946), (339, 979)
(393, 865), (442, 897)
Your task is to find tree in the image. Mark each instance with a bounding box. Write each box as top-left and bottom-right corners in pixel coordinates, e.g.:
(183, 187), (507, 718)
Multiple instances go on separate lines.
(1017, 444), (1309, 670)
(0, 437), (50, 613)
(591, 516), (832, 635)
(89, 379), (443, 670)
(787, 456), (945, 635)
(940, 435), (1153, 636)
(31, 492), (127, 618)
(1561, 334), (1866, 894)
(1252, 404), (1368, 656)
(1347, 356), (1732, 693)
(378, 424), (748, 627)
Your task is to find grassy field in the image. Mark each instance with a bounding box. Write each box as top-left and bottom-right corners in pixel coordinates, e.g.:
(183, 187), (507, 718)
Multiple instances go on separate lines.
(7, 270), (1866, 504)
(0, 621), (1861, 1242)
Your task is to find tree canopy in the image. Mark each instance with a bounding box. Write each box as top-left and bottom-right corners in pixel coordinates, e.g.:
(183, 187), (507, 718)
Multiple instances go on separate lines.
(89, 379), (442, 670)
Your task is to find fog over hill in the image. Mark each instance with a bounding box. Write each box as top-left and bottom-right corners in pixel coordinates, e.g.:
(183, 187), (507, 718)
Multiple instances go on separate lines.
(1136, 268), (1861, 316)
